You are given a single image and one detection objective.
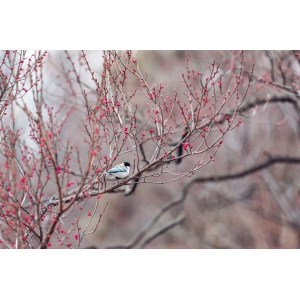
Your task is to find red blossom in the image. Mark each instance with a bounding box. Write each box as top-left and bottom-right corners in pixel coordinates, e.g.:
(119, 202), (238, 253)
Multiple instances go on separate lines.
(182, 143), (189, 151)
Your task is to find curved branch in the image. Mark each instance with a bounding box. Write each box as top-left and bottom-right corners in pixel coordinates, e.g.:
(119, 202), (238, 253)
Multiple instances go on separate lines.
(191, 155), (300, 183)
(105, 183), (191, 249)
(140, 214), (185, 248)
(239, 96), (300, 116)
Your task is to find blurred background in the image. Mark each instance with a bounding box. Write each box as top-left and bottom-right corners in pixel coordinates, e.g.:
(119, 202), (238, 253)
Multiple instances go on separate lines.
(12, 50), (300, 248)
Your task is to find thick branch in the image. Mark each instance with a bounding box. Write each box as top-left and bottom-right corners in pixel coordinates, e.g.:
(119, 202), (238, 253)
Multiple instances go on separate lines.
(191, 155), (300, 183)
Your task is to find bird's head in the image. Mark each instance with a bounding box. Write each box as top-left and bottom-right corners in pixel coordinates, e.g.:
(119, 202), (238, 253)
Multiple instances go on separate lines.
(124, 162), (131, 167)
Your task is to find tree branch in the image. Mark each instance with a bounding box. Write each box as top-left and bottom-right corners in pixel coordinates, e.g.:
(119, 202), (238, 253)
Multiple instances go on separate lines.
(191, 155), (300, 183)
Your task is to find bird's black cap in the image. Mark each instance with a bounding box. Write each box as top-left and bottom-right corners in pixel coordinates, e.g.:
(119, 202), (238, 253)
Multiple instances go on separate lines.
(124, 162), (130, 167)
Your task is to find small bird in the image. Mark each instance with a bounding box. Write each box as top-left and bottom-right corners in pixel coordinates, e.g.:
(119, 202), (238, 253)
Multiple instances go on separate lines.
(105, 162), (131, 179)
(84, 162), (131, 191)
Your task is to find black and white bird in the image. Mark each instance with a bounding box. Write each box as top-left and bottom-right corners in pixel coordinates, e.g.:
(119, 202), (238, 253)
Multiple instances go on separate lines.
(105, 162), (131, 179)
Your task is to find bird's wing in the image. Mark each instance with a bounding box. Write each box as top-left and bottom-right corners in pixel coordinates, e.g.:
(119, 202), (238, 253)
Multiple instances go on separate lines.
(107, 165), (126, 173)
